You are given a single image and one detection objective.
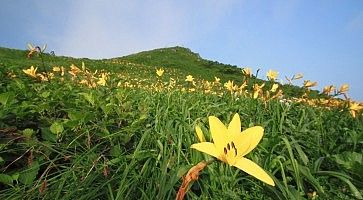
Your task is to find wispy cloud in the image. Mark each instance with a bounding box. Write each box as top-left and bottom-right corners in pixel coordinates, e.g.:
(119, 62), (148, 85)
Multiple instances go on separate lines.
(54, 0), (237, 58)
(346, 11), (363, 32)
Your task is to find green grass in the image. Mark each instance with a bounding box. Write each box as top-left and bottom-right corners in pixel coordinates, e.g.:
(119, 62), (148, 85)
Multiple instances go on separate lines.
(0, 46), (362, 199)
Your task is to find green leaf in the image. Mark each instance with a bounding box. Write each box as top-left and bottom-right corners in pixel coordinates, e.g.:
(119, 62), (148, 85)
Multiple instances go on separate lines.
(50, 122), (64, 134)
(23, 128), (34, 139)
(333, 151), (363, 179)
(19, 161), (40, 186)
(41, 91), (50, 98)
(177, 165), (190, 178)
(41, 127), (57, 142)
(68, 110), (84, 121)
(79, 92), (95, 106)
(0, 173), (13, 186)
(317, 170), (362, 199)
(11, 172), (19, 183)
(290, 136), (309, 165)
(0, 156), (4, 166)
(0, 91), (15, 106)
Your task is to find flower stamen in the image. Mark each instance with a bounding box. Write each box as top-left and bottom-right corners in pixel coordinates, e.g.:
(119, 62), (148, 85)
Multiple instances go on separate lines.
(224, 142), (238, 157)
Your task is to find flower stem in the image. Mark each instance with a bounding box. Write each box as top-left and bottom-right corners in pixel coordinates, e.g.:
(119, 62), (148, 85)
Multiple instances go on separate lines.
(176, 159), (214, 200)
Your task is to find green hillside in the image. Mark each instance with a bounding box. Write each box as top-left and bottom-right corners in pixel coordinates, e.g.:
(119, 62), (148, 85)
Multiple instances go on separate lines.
(116, 46), (311, 97)
(118, 46), (241, 81)
(0, 45), (362, 199)
(1, 46), (314, 98)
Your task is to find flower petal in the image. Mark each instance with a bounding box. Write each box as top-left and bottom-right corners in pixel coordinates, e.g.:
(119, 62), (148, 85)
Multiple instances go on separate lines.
(228, 113), (241, 135)
(209, 116), (228, 154)
(233, 126), (263, 156)
(191, 142), (220, 159)
(233, 157), (275, 186)
(195, 125), (206, 142)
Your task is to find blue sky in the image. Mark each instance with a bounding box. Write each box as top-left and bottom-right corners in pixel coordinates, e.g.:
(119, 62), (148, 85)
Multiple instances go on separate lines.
(1, 0), (363, 101)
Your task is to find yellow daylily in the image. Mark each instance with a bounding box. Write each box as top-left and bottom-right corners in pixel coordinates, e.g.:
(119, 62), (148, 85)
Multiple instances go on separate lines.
(266, 70), (278, 81)
(23, 66), (38, 78)
(156, 68), (164, 77)
(224, 80), (237, 92)
(27, 43), (39, 58)
(303, 80), (317, 88)
(338, 84), (349, 94)
(270, 83), (279, 93)
(242, 67), (252, 77)
(349, 102), (363, 118)
(214, 77), (220, 84)
(195, 126), (206, 143)
(69, 64), (82, 77)
(185, 75), (194, 82)
(97, 73), (108, 86)
(322, 85), (335, 95)
(253, 83), (265, 99)
(293, 73), (303, 80)
(53, 66), (61, 72)
(191, 114), (275, 186)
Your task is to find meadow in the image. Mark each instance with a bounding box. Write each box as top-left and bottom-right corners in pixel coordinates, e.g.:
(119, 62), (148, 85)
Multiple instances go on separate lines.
(0, 45), (362, 199)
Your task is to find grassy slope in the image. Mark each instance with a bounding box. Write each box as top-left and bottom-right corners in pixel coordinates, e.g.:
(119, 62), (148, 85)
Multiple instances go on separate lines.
(117, 46), (315, 98)
(0, 46), (325, 98)
(0, 46), (362, 199)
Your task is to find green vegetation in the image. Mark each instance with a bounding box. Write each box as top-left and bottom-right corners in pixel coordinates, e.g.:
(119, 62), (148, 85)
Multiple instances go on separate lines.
(0, 46), (362, 199)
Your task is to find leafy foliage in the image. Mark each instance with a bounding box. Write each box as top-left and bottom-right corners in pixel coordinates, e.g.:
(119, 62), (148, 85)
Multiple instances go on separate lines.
(0, 46), (362, 199)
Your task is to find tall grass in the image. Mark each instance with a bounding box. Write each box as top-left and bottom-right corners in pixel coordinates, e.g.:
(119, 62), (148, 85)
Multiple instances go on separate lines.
(0, 46), (362, 199)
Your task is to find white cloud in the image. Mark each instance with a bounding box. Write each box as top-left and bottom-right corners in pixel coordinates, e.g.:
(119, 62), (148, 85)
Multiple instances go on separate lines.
(54, 0), (237, 58)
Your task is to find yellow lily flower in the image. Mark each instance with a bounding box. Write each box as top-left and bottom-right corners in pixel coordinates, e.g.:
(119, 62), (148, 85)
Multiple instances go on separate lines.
(224, 80), (237, 92)
(338, 84), (349, 94)
(242, 67), (252, 77)
(156, 68), (164, 77)
(195, 126), (206, 143)
(266, 70), (278, 81)
(191, 114), (275, 186)
(23, 66), (38, 78)
(185, 75), (194, 82)
(349, 102), (362, 118)
(253, 83), (265, 99)
(303, 80), (317, 88)
(27, 43), (39, 58)
(97, 73), (108, 86)
(322, 85), (335, 95)
(53, 66), (61, 72)
(68, 64), (82, 77)
(270, 83), (279, 93)
(293, 73), (303, 80)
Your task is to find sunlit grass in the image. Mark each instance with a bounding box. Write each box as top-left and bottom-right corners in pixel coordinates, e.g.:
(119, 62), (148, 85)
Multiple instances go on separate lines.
(0, 45), (362, 199)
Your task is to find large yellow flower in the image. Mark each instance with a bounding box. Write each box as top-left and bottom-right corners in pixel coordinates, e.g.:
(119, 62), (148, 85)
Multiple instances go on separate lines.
(191, 114), (275, 186)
